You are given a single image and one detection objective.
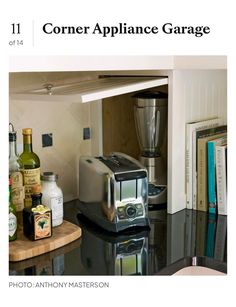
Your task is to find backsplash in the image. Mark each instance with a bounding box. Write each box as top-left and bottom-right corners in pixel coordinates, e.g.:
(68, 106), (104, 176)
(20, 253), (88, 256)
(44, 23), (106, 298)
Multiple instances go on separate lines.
(9, 98), (92, 202)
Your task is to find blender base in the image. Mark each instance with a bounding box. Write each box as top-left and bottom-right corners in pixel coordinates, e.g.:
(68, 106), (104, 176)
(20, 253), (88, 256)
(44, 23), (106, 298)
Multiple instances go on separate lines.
(148, 183), (167, 206)
(139, 156), (167, 206)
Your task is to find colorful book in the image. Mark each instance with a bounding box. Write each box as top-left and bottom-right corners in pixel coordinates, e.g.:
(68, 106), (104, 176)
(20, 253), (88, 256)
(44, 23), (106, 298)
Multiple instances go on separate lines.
(207, 135), (227, 214)
(215, 144), (227, 215)
(185, 118), (222, 209)
(196, 125), (227, 212)
(191, 119), (224, 210)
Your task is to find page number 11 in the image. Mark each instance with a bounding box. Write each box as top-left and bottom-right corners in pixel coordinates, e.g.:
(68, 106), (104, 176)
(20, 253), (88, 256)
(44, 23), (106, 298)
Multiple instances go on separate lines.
(11, 23), (20, 34)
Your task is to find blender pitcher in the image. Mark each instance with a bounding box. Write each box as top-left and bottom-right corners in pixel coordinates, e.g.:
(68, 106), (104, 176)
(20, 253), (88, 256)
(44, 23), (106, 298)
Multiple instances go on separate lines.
(134, 91), (168, 205)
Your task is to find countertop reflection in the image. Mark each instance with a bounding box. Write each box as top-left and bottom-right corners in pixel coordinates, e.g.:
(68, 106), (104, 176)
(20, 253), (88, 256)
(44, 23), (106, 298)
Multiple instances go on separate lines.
(9, 200), (227, 275)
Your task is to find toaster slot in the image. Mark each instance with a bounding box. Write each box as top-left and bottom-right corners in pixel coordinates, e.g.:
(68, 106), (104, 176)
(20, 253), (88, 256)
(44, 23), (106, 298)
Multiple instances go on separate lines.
(121, 180), (136, 200)
(115, 171), (146, 182)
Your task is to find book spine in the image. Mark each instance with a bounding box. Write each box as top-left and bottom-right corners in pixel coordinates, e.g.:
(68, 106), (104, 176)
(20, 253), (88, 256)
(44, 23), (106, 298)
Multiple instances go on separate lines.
(215, 146), (227, 215)
(192, 130), (197, 210)
(197, 139), (208, 211)
(186, 126), (193, 209)
(207, 142), (216, 214)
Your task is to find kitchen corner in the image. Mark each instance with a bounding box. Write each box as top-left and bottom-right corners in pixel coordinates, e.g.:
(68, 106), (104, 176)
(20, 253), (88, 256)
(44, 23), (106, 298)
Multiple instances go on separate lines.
(9, 56), (227, 277)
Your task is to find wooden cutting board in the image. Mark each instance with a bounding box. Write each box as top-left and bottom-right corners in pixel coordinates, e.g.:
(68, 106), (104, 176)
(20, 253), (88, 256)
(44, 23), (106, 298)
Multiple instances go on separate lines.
(9, 220), (82, 262)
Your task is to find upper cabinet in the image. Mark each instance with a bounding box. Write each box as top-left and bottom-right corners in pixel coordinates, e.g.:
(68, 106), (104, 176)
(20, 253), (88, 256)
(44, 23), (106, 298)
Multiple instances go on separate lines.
(9, 55), (226, 72)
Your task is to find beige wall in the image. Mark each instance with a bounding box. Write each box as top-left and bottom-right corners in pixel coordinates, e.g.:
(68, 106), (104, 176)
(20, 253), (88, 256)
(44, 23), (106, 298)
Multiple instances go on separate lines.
(9, 98), (92, 202)
(9, 72), (102, 202)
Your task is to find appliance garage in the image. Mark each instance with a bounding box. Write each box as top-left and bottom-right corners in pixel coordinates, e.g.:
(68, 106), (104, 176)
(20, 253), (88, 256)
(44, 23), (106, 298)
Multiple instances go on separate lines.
(10, 73), (169, 232)
(9, 56), (227, 276)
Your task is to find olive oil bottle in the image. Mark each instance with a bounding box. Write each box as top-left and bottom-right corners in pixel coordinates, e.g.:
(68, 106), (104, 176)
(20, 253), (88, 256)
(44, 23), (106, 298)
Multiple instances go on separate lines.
(9, 123), (24, 224)
(20, 128), (40, 208)
(23, 184), (52, 241)
(9, 179), (17, 241)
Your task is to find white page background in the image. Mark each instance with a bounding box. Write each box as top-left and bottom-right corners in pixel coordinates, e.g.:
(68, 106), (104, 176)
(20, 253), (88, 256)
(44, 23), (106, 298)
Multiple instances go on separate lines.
(1, 0), (235, 306)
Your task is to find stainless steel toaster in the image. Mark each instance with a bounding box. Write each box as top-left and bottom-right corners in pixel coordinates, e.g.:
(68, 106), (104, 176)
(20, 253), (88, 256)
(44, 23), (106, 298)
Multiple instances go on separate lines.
(78, 152), (150, 232)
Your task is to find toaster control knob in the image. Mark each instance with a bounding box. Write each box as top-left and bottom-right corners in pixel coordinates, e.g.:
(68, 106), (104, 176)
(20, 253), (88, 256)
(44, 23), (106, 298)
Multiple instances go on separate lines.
(126, 205), (136, 218)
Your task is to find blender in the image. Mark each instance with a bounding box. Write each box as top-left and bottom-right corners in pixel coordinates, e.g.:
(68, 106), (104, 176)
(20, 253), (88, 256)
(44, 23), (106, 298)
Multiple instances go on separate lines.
(133, 91), (168, 206)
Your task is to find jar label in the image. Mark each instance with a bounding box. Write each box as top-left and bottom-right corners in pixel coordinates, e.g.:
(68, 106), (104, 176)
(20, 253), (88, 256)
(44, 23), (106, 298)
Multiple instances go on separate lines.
(51, 197), (63, 219)
(11, 171), (25, 211)
(9, 212), (17, 237)
(34, 212), (52, 240)
(23, 168), (40, 207)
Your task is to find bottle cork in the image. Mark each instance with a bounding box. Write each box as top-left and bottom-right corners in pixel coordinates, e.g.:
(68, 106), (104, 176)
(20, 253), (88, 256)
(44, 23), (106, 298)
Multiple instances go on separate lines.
(31, 184), (42, 195)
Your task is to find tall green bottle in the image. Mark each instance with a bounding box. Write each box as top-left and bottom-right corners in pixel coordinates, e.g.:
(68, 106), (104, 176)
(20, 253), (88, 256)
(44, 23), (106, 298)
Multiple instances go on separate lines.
(9, 179), (17, 241)
(20, 128), (40, 208)
(9, 123), (24, 225)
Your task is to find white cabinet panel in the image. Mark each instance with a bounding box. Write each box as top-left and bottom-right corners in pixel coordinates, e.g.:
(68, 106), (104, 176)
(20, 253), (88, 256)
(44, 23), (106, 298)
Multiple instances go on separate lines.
(10, 76), (168, 103)
(167, 69), (227, 214)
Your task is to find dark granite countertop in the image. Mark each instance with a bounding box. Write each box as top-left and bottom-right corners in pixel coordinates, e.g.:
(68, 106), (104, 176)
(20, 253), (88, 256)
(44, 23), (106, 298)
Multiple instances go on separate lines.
(9, 200), (227, 275)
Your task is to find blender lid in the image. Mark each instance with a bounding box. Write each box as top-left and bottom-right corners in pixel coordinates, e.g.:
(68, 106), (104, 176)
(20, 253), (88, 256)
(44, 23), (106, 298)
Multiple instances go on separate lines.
(133, 91), (168, 107)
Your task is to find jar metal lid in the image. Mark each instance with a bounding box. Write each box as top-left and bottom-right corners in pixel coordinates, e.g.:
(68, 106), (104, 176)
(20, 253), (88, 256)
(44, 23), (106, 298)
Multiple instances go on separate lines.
(41, 172), (58, 182)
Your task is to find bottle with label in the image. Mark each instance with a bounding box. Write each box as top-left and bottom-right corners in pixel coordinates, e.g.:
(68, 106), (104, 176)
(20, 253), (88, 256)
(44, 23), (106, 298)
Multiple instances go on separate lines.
(23, 184), (52, 241)
(20, 128), (40, 208)
(41, 172), (63, 227)
(9, 123), (25, 224)
(9, 178), (17, 241)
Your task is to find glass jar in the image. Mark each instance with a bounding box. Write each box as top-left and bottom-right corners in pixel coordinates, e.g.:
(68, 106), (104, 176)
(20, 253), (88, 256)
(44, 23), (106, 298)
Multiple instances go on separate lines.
(41, 172), (63, 227)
